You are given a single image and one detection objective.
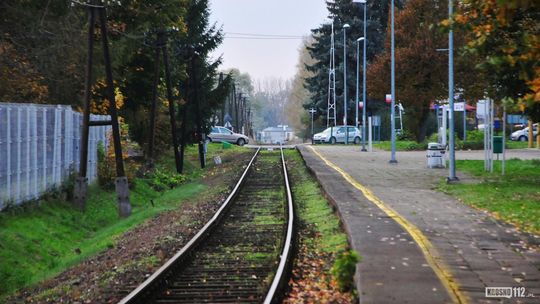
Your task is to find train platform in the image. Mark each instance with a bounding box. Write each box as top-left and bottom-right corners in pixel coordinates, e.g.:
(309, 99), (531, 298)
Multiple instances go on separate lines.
(298, 145), (540, 304)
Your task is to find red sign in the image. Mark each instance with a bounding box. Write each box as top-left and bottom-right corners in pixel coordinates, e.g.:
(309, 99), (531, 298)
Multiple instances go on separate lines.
(359, 102), (364, 108)
(385, 94), (392, 104)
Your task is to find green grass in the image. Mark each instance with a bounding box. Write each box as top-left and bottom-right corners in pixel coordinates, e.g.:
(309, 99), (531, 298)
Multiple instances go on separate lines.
(0, 143), (249, 299)
(439, 159), (540, 234)
(372, 140), (427, 151)
(284, 150), (349, 253)
(373, 139), (533, 151)
(506, 140), (531, 149)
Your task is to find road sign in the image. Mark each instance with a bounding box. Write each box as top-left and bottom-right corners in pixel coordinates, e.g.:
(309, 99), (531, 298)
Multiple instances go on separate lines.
(385, 94), (392, 104)
(372, 115), (381, 126)
(224, 121), (232, 128)
(359, 102), (364, 108)
(476, 100), (487, 118)
(454, 102), (465, 112)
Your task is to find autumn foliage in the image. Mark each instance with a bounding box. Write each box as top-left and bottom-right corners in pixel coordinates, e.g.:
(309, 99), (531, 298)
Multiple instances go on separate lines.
(0, 41), (49, 103)
(453, 0), (539, 114)
(367, 0), (448, 141)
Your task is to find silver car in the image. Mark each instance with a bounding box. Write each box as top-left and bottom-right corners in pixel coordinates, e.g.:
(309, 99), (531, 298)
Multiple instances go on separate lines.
(208, 126), (249, 146)
(510, 123), (538, 141)
(313, 125), (362, 144)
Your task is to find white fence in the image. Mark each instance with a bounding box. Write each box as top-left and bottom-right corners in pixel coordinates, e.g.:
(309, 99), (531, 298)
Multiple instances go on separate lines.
(0, 103), (110, 209)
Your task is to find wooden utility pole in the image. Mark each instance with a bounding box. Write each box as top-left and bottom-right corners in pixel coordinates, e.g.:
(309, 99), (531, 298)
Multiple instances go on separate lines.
(147, 30), (182, 173)
(74, 3), (131, 217)
(147, 31), (162, 169)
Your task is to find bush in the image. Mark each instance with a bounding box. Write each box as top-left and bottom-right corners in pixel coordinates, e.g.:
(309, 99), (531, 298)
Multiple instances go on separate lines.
(397, 130), (416, 141)
(146, 169), (186, 191)
(403, 141), (428, 151)
(466, 130), (484, 142)
(97, 142), (140, 190)
(331, 250), (361, 291)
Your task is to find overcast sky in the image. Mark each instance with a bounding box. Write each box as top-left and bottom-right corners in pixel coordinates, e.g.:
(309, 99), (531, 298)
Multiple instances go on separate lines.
(209, 0), (328, 81)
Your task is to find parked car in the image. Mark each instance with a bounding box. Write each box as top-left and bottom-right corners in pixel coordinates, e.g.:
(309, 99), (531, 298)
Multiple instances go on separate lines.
(510, 123), (538, 141)
(313, 125), (362, 144)
(207, 126), (249, 146)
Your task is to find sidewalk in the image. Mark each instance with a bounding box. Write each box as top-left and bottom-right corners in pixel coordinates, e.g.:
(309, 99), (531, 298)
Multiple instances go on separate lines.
(298, 145), (540, 304)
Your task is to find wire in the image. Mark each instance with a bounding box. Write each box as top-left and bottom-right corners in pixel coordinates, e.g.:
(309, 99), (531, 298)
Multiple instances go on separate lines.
(225, 32), (304, 38)
(224, 36), (304, 40)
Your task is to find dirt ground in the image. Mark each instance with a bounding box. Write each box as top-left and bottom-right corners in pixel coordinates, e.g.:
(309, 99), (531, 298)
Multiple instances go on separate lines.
(8, 152), (252, 304)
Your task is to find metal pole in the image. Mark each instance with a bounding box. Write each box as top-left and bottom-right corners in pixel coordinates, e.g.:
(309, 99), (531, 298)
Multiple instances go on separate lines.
(463, 104), (467, 141)
(343, 24), (350, 144)
(490, 99), (494, 173)
(362, 2), (367, 151)
(502, 106), (506, 175)
(309, 108), (316, 144)
(447, 0), (458, 182)
(355, 39), (360, 135)
(390, 0), (397, 163)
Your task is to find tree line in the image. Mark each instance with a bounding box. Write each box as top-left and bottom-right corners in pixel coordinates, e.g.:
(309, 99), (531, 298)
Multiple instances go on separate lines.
(0, 0), (234, 172)
(301, 0), (539, 142)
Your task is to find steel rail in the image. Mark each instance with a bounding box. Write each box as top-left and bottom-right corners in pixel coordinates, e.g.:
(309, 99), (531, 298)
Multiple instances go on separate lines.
(118, 147), (261, 304)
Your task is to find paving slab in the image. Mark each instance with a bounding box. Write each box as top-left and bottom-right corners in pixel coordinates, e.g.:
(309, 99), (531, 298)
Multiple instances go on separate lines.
(298, 145), (540, 304)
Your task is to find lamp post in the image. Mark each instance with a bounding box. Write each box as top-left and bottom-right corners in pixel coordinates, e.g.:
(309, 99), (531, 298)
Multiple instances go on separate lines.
(356, 37), (365, 148)
(389, 0), (397, 163)
(343, 23), (350, 144)
(448, 0), (458, 182)
(353, 0), (368, 151)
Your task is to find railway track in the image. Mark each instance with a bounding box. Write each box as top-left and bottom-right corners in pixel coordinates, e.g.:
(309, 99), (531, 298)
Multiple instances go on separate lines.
(119, 147), (295, 304)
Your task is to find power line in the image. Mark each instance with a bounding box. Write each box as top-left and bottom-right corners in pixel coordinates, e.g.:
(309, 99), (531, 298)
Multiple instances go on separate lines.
(225, 32), (304, 38)
(224, 36), (303, 40)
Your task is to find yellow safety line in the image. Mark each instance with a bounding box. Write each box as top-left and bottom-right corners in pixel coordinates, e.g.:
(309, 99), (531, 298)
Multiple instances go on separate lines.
(308, 146), (468, 304)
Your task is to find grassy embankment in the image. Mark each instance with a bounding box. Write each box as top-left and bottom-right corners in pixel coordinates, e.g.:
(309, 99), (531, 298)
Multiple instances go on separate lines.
(284, 149), (358, 301)
(0, 144), (247, 298)
(439, 159), (540, 234)
(285, 150), (348, 253)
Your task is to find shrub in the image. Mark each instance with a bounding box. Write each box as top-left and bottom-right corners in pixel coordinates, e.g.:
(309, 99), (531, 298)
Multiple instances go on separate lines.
(146, 169), (186, 191)
(331, 250), (361, 291)
(466, 130), (484, 142)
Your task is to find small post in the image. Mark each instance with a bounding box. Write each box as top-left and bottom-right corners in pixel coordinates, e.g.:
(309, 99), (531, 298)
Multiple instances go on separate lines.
(368, 116), (373, 152)
(309, 108), (316, 144)
(528, 120), (533, 148)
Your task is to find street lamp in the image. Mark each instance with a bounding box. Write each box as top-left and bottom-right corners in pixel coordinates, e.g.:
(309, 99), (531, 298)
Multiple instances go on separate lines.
(355, 37), (365, 147)
(343, 23), (350, 144)
(447, 0), (458, 182)
(389, 0), (397, 163)
(355, 0), (368, 153)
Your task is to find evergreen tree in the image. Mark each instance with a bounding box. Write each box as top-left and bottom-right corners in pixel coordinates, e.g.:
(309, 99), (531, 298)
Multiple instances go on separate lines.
(176, 0), (228, 172)
(305, 0), (404, 125)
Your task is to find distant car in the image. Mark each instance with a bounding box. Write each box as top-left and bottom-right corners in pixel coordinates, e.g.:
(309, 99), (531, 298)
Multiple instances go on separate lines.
(510, 123), (538, 141)
(313, 125), (362, 144)
(208, 126), (249, 146)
